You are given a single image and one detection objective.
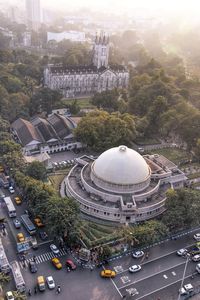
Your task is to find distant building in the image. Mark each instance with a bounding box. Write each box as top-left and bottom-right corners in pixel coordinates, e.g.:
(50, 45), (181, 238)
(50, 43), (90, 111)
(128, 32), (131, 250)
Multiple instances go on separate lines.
(23, 32), (31, 47)
(44, 33), (129, 98)
(11, 114), (82, 155)
(26, 0), (41, 31)
(47, 31), (86, 43)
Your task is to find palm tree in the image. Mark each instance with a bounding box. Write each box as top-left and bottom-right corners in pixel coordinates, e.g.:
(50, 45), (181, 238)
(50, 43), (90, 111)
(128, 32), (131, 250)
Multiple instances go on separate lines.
(13, 291), (27, 300)
(0, 272), (10, 285)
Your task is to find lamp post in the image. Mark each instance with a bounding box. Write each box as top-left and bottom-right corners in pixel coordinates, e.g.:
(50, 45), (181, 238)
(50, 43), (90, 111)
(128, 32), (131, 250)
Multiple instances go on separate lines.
(177, 253), (190, 300)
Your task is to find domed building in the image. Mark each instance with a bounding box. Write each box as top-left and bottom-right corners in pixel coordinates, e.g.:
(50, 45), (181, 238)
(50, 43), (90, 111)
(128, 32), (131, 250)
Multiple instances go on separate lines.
(64, 145), (187, 224)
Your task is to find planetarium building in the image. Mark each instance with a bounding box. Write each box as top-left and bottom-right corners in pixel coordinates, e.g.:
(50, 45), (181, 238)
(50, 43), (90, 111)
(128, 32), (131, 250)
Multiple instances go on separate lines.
(64, 146), (187, 224)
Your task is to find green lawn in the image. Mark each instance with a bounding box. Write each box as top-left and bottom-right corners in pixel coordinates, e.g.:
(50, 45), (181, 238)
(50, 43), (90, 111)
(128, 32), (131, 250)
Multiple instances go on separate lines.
(48, 169), (70, 192)
(135, 137), (160, 145)
(63, 98), (96, 109)
(149, 148), (191, 164)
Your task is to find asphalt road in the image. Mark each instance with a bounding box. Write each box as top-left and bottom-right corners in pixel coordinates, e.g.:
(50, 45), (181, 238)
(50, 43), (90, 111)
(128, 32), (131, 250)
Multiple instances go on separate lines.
(2, 186), (200, 300)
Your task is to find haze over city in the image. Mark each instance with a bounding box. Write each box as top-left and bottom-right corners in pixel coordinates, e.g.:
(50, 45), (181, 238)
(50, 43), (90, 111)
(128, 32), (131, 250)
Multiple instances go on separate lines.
(1, 0), (200, 299)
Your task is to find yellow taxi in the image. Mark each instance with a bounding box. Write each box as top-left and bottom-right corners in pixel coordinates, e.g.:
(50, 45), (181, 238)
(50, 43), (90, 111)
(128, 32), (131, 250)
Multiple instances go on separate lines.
(17, 233), (25, 243)
(34, 217), (44, 228)
(15, 196), (22, 205)
(100, 269), (116, 278)
(51, 257), (62, 270)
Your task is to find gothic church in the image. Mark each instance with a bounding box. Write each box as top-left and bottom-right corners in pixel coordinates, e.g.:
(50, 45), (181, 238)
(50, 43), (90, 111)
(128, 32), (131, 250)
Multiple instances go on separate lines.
(44, 34), (129, 98)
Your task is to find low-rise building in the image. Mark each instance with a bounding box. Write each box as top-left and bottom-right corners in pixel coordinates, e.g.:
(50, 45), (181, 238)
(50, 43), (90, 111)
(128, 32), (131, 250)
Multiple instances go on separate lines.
(11, 114), (82, 155)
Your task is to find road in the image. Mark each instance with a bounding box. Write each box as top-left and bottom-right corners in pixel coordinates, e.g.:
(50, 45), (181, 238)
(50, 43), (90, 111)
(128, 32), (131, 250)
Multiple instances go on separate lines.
(1, 186), (200, 299)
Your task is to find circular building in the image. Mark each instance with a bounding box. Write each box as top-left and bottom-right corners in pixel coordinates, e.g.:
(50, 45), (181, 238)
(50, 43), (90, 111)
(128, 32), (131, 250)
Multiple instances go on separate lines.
(64, 145), (186, 224)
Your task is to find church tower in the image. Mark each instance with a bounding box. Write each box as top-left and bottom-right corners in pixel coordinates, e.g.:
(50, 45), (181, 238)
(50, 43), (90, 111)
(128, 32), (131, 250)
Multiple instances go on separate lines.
(93, 33), (109, 69)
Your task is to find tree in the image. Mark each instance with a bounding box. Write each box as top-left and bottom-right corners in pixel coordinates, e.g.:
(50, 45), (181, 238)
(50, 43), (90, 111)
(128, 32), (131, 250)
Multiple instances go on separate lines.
(0, 272), (10, 284)
(162, 189), (199, 232)
(13, 291), (27, 300)
(74, 110), (136, 151)
(91, 90), (119, 111)
(26, 161), (47, 181)
(45, 196), (80, 241)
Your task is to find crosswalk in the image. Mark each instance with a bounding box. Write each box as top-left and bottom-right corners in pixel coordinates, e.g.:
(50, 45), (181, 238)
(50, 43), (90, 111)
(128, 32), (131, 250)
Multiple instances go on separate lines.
(19, 249), (67, 268)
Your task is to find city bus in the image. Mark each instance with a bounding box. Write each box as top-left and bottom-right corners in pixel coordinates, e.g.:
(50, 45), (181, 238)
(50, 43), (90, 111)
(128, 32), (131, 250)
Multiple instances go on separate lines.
(4, 197), (16, 218)
(0, 238), (10, 273)
(10, 261), (26, 292)
(21, 214), (36, 235)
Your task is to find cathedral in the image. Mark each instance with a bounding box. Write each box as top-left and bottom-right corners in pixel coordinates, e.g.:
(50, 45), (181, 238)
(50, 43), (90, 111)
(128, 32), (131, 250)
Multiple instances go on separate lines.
(44, 34), (129, 98)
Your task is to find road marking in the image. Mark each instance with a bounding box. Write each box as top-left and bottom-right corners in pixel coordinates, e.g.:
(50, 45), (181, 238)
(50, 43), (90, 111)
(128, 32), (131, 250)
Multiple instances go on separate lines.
(102, 265), (123, 299)
(118, 260), (186, 290)
(134, 272), (197, 300)
(18, 249), (67, 268)
(116, 242), (195, 275)
(172, 271), (176, 276)
(121, 276), (131, 284)
(163, 275), (168, 279)
(114, 266), (124, 273)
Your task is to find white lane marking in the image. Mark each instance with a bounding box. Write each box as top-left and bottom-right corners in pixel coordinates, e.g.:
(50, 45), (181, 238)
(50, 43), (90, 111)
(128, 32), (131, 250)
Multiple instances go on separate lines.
(163, 275), (168, 279)
(172, 271), (176, 276)
(135, 273), (196, 300)
(102, 265), (123, 299)
(114, 266), (124, 273)
(117, 242), (195, 275)
(118, 261), (186, 290)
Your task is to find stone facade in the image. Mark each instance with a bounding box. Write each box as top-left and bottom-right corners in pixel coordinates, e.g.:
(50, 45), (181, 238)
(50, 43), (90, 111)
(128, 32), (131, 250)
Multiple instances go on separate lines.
(44, 34), (129, 98)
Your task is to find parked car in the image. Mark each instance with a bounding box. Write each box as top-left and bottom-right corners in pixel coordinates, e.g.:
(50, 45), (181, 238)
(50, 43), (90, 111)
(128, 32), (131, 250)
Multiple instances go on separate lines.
(29, 261), (38, 273)
(14, 196), (22, 205)
(34, 217), (44, 228)
(8, 186), (14, 194)
(65, 259), (76, 270)
(39, 231), (48, 240)
(17, 232), (25, 243)
(194, 233), (200, 241)
(50, 244), (59, 254)
(6, 291), (14, 300)
(132, 250), (144, 258)
(176, 248), (188, 256)
(100, 269), (116, 278)
(46, 276), (55, 289)
(51, 257), (62, 270)
(129, 265), (141, 273)
(13, 218), (21, 229)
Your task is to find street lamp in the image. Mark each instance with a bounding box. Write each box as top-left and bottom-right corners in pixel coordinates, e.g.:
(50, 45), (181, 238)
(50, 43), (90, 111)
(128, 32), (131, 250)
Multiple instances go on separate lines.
(177, 253), (190, 300)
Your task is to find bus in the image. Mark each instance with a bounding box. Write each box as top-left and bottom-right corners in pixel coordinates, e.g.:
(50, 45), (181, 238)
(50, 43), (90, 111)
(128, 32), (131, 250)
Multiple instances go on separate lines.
(21, 214), (36, 235)
(4, 197), (16, 218)
(0, 238), (10, 273)
(10, 261), (26, 292)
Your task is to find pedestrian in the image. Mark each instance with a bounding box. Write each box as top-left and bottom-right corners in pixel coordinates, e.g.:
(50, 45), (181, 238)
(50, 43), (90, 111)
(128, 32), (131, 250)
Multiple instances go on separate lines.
(90, 266), (93, 271)
(33, 255), (36, 262)
(56, 285), (61, 294)
(28, 289), (32, 296)
(34, 286), (37, 294)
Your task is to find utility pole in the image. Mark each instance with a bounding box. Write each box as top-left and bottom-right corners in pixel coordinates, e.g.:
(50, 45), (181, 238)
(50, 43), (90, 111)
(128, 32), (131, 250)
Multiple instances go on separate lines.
(177, 254), (190, 300)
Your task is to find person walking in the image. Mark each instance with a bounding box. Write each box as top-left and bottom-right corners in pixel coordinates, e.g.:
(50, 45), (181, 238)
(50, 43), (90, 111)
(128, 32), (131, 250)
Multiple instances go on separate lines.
(28, 289), (32, 296)
(56, 285), (61, 294)
(34, 286), (37, 294)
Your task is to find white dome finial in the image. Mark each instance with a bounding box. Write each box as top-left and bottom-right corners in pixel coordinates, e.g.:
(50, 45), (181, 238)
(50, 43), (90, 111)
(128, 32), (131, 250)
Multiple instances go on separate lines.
(119, 145), (127, 152)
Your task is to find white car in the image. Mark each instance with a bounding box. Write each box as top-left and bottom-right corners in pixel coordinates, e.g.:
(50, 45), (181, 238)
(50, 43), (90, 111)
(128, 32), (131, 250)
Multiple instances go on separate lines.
(194, 233), (200, 241)
(50, 244), (60, 254)
(13, 218), (21, 229)
(192, 254), (200, 262)
(46, 276), (55, 289)
(179, 283), (193, 295)
(129, 265), (141, 273)
(8, 186), (15, 194)
(6, 291), (14, 300)
(132, 250), (144, 258)
(176, 248), (187, 256)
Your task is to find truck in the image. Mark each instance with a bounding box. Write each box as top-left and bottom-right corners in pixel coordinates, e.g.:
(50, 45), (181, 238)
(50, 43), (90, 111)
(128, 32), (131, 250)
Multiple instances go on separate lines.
(10, 261), (26, 292)
(0, 238), (10, 273)
(79, 248), (90, 262)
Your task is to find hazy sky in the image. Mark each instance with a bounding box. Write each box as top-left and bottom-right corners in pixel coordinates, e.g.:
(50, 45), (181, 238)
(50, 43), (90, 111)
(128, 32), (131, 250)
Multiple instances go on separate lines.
(3, 0), (200, 19)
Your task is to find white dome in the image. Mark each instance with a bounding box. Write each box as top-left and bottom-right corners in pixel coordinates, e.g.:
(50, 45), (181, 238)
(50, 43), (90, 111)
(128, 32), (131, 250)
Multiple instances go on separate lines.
(92, 145), (150, 185)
